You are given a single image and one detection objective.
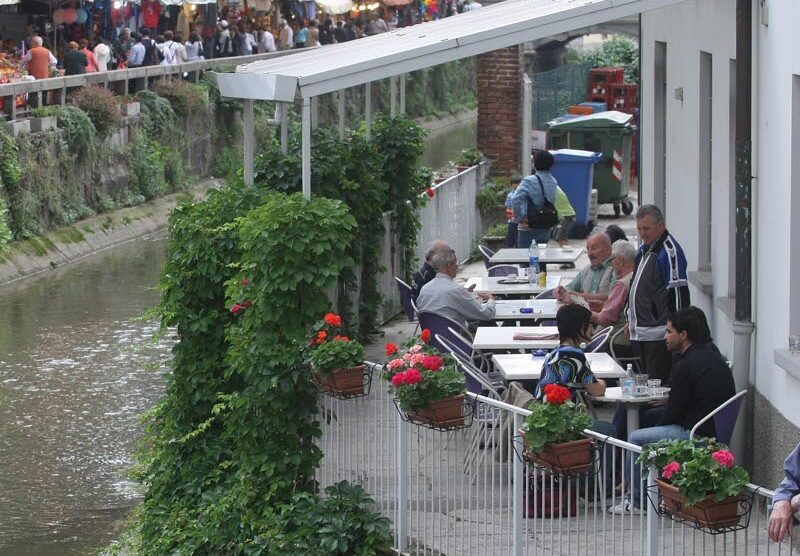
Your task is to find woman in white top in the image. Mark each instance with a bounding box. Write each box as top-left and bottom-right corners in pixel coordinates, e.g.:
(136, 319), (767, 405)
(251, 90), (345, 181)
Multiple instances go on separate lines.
(184, 33), (204, 62)
(92, 36), (111, 71)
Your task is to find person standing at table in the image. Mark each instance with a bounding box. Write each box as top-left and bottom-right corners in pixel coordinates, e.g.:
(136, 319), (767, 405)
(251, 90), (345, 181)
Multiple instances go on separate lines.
(627, 204), (689, 383)
(534, 304), (607, 400)
(63, 42), (88, 76)
(510, 149), (559, 249)
(768, 441), (800, 543)
(22, 36), (57, 80)
(610, 306), (735, 515)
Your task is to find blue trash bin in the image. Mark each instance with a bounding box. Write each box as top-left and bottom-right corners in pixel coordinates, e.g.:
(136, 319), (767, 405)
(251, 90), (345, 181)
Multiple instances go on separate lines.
(549, 149), (603, 228)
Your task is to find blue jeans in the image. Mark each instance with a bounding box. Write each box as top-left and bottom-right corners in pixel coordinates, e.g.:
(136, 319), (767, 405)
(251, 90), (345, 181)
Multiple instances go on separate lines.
(612, 404), (665, 441)
(626, 424), (690, 507)
(517, 227), (551, 250)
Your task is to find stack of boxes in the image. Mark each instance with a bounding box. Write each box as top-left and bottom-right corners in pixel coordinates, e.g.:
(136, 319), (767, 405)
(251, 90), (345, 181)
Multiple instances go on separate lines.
(584, 67), (638, 114)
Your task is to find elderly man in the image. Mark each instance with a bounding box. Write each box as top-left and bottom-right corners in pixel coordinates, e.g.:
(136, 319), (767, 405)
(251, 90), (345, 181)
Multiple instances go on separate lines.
(627, 204), (689, 383)
(555, 232), (615, 304)
(22, 36), (57, 80)
(412, 239), (449, 298)
(416, 247), (495, 328)
(768, 442), (800, 543)
(611, 306), (736, 514)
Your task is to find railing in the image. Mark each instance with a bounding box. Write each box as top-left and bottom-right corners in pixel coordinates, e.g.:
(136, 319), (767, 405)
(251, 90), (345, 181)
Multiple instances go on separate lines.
(315, 379), (792, 555)
(0, 50), (293, 120)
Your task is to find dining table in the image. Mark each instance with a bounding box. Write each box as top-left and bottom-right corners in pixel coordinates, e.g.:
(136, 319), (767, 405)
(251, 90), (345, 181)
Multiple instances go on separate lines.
(489, 247), (585, 266)
(588, 386), (669, 434)
(492, 299), (559, 321)
(463, 274), (561, 296)
(472, 326), (560, 351)
(491, 352), (626, 381)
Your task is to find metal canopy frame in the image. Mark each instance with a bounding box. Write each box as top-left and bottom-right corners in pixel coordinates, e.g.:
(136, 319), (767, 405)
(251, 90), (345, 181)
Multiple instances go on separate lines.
(215, 0), (686, 198)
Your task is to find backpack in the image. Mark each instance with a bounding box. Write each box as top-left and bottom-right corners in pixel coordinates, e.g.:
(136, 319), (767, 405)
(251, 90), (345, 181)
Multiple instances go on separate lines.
(142, 38), (158, 66)
(526, 174), (559, 229)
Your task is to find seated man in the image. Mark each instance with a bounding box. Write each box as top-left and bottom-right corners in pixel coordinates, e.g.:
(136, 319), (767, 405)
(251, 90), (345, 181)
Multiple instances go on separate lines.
(555, 232), (615, 303)
(416, 246), (495, 328)
(535, 304), (606, 400)
(768, 442), (800, 543)
(610, 306), (736, 514)
(412, 239), (449, 299)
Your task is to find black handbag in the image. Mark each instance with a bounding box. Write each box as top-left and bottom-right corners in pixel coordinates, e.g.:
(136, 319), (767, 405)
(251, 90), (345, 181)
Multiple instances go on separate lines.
(526, 175), (559, 228)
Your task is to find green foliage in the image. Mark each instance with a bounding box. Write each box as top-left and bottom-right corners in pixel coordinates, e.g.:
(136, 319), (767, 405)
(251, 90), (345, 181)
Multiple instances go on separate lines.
(152, 78), (208, 118)
(308, 339), (365, 376)
(476, 179), (511, 213)
(130, 132), (167, 200)
(577, 35), (640, 83)
(137, 90), (177, 141)
(484, 223), (508, 237)
(70, 86), (122, 137)
(638, 439), (750, 505)
(163, 149), (186, 192)
(522, 397), (593, 453)
(456, 147), (483, 167)
(211, 145), (243, 179)
(0, 195), (11, 253)
(52, 105), (97, 158)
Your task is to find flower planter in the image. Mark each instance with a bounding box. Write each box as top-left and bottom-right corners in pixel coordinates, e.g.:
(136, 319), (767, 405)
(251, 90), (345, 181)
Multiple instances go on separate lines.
(407, 394), (466, 428)
(29, 115), (57, 133)
(121, 101), (140, 117)
(655, 479), (742, 530)
(312, 365), (367, 398)
(525, 437), (593, 475)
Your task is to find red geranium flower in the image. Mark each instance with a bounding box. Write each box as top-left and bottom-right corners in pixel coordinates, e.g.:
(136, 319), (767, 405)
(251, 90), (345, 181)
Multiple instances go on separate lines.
(231, 303), (243, 316)
(385, 342), (399, 356)
(543, 383), (571, 405)
(403, 369), (423, 385)
(324, 313), (343, 327)
(426, 187), (435, 198)
(422, 355), (444, 371)
(242, 299), (252, 309)
(391, 373), (406, 387)
(334, 335), (350, 342)
(317, 330), (327, 342)
(241, 277), (250, 286)
(420, 329), (431, 343)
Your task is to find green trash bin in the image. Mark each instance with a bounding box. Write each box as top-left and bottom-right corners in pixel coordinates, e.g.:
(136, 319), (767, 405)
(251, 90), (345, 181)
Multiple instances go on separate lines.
(545, 111), (636, 216)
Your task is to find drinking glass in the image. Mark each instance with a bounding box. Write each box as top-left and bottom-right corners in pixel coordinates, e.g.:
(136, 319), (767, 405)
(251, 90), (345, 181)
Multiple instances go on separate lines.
(647, 379), (662, 395)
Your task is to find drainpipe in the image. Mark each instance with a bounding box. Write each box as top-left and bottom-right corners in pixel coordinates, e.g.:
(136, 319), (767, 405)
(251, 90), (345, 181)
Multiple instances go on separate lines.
(731, 0), (755, 460)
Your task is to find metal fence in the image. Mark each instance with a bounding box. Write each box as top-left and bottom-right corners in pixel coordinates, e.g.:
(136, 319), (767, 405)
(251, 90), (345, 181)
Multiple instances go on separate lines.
(315, 383), (792, 556)
(531, 61), (594, 130)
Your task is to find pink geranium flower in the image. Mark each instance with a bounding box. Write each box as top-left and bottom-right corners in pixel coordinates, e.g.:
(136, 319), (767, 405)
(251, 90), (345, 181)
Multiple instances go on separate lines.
(410, 353), (425, 366)
(712, 449), (735, 469)
(662, 461), (681, 479)
(409, 344), (423, 354)
(391, 373), (406, 387)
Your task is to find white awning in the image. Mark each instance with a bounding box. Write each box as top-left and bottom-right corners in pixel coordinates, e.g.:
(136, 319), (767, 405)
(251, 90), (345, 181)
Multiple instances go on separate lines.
(215, 0), (685, 102)
(315, 0), (354, 14)
(0, 0), (20, 5)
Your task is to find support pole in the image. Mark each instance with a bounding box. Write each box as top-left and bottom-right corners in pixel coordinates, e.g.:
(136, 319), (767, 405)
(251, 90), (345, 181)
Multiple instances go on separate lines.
(338, 89), (346, 140)
(243, 99), (255, 187)
(279, 102), (288, 155)
(399, 74), (406, 114)
(512, 413), (523, 556)
(396, 410), (408, 552)
(390, 75), (398, 118)
(311, 95), (319, 129)
(521, 74), (532, 176)
(365, 82), (372, 141)
(302, 97), (312, 200)
(646, 466), (659, 556)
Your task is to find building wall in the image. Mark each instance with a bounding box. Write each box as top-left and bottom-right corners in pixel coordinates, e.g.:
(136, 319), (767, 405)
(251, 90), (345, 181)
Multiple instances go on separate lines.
(641, 0), (800, 484)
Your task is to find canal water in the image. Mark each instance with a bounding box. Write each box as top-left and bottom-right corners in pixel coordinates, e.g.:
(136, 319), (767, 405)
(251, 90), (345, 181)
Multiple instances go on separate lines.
(0, 118), (476, 555)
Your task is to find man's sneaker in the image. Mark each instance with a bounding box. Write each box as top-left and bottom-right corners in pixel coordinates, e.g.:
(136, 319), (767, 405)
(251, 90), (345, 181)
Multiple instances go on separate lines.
(609, 499), (642, 515)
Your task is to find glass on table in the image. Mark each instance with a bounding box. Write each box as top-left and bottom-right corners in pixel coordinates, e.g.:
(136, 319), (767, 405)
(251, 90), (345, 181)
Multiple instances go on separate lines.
(647, 379), (662, 395)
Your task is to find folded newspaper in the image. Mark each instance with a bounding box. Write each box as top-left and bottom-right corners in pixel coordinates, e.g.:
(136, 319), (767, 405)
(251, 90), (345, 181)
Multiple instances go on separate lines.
(512, 332), (559, 340)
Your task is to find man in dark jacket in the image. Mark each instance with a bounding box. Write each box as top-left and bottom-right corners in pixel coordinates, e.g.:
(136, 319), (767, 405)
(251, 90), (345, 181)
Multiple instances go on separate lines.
(627, 204), (690, 383)
(611, 306), (736, 514)
(412, 239), (449, 299)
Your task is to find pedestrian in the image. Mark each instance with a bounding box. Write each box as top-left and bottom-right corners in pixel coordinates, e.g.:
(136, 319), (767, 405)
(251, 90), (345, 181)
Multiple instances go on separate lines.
(333, 20), (348, 43)
(256, 27), (276, 53)
(141, 29), (159, 66)
(294, 21), (308, 48)
(63, 41), (88, 76)
(505, 173), (521, 248)
(278, 19), (294, 50)
(79, 38), (99, 72)
(126, 33), (145, 68)
(230, 25), (247, 56)
(242, 24), (258, 54)
(92, 36), (111, 71)
(319, 17), (333, 45)
(511, 149), (560, 249)
(158, 30), (180, 65)
(307, 20), (320, 47)
(173, 33), (188, 64)
(627, 204), (689, 383)
(184, 32), (204, 61)
(22, 36), (57, 80)
(215, 21), (232, 57)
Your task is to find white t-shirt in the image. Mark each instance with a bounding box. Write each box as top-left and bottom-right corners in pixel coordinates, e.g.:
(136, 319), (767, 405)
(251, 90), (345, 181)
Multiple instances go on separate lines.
(93, 43), (111, 71)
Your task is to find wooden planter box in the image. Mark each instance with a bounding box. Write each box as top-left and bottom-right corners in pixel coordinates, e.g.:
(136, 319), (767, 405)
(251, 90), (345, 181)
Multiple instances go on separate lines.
(655, 479), (742, 529)
(121, 101), (140, 117)
(30, 115), (57, 133)
(408, 394), (466, 428)
(312, 365), (366, 397)
(525, 437), (593, 475)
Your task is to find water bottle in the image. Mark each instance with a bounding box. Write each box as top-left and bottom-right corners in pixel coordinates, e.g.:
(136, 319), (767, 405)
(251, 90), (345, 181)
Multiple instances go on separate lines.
(621, 363), (635, 397)
(528, 241), (539, 285)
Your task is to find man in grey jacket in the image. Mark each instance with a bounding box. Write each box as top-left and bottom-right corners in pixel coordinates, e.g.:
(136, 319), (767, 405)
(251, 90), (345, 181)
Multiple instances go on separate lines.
(627, 204), (689, 383)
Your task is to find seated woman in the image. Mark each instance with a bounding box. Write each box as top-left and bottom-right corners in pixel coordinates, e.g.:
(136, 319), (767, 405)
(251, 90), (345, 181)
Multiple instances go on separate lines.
(589, 239), (636, 358)
(534, 304), (607, 400)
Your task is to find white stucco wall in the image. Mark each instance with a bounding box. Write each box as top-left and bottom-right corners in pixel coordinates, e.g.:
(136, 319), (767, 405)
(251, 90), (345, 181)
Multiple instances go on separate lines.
(641, 0), (800, 426)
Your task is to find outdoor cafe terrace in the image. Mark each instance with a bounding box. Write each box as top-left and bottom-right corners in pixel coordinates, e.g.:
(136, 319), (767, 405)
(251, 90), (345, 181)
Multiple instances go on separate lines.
(307, 170), (791, 556)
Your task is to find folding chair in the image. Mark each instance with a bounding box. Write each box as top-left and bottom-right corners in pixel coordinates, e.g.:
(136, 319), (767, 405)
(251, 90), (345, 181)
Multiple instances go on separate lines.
(393, 276), (419, 334)
(689, 390), (748, 446)
(585, 326), (613, 353)
(417, 311), (473, 352)
(478, 245), (495, 269)
(487, 264), (521, 277)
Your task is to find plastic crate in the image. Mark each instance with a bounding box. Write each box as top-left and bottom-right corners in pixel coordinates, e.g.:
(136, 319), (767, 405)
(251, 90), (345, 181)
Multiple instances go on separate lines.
(579, 101), (608, 113)
(567, 105), (595, 116)
(587, 67), (625, 96)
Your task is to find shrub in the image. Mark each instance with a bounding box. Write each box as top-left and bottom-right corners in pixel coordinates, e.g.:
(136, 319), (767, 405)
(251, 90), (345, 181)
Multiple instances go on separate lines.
(70, 86), (121, 137)
(51, 106), (96, 157)
(153, 78), (208, 118)
(130, 132), (166, 200)
(0, 196), (11, 253)
(137, 90), (177, 141)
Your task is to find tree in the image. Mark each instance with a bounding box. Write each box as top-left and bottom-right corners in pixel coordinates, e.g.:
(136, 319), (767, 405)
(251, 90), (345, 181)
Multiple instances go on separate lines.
(578, 34), (639, 83)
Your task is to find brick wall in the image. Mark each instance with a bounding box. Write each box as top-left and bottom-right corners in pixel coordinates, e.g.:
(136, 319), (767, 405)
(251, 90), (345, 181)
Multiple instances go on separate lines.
(477, 46), (522, 176)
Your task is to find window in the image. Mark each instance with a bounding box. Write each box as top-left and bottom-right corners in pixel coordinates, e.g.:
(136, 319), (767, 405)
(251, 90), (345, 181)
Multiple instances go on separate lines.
(698, 52), (713, 271)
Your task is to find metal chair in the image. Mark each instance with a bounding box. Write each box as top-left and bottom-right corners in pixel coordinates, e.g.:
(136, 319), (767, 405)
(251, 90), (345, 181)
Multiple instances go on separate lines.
(478, 245), (495, 269)
(446, 326), (500, 380)
(394, 276), (419, 334)
(416, 311), (473, 353)
(487, 264), (521, 277)
(609, 327), (641, 370)
(585, 326), (613, 353)
(535, 288), (556, 300)
(689, 390), (748, 446)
